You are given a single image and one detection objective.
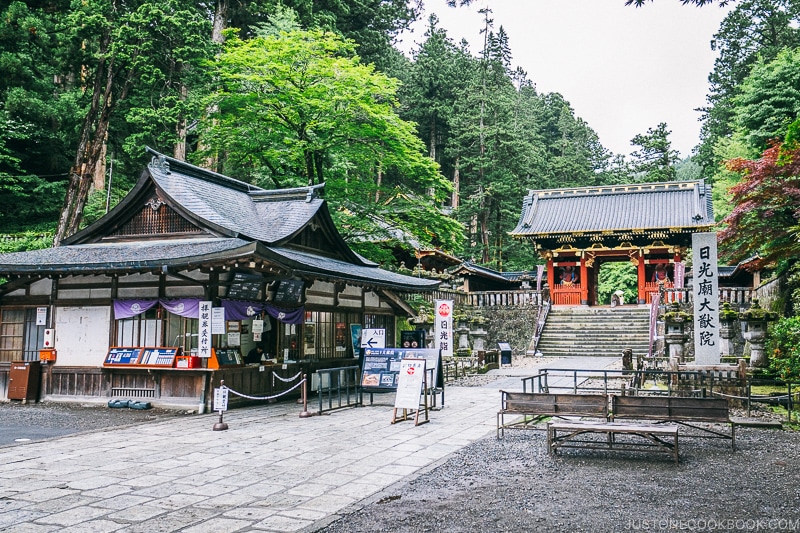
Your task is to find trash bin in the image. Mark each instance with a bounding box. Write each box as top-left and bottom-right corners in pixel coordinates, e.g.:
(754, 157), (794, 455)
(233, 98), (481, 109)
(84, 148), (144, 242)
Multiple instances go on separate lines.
(8, 360), (41, 401)
(498, 343), (512, 366)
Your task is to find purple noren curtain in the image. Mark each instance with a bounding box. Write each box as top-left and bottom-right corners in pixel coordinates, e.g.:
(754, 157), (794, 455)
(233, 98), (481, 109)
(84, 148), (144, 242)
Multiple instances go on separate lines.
(113, 299), (159, 319)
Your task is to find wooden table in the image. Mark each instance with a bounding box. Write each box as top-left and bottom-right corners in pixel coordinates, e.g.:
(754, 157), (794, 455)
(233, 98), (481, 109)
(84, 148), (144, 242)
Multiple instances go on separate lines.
(547, 421), (679, 464)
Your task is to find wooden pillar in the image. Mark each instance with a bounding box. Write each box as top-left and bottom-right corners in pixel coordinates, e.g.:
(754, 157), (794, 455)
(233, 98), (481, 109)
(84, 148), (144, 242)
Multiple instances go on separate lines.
(637, 251), (646, 304)
(580, 256), (589, 305)
(546, 259), (555, 295)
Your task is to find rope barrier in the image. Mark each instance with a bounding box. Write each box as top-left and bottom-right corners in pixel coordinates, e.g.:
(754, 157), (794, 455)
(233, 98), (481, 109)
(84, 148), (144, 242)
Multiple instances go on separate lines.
(272, 371), (303, 383)
(222, 378), (305, 401)
(710, 390), (799, 401)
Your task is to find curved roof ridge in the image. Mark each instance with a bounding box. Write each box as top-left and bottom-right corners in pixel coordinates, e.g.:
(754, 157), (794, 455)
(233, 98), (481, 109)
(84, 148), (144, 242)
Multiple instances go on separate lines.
(527, 179), (705, 198)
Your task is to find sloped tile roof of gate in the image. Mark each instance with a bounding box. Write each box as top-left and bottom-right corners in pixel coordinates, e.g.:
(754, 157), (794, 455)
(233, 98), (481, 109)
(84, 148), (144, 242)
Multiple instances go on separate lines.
(510, 180), (715, 237)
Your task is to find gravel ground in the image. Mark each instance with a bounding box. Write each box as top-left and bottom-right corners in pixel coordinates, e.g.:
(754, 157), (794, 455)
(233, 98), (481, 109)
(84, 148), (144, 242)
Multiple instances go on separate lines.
(0, 400), (190, 446)
(318, 365), (800, 533)
(319, 425), (799, 533)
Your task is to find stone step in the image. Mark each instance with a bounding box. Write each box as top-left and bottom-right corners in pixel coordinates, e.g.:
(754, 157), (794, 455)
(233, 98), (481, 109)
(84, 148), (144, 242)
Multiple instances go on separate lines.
(537, 306), (651, 358)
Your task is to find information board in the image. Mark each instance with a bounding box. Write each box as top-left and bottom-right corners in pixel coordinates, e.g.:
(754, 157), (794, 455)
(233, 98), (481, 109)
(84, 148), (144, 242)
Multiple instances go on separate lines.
(360, 348), (441, 390)
(138, 347), (179, 367)
(215, 348), (242, 366)
(361, 348), (403, 389)
(273, 279), (304, 305)
(394, 358), (426, 409)
(227, 273), (262, 300)
(360, 328), (386, 349)
(104, 347), (143, 366)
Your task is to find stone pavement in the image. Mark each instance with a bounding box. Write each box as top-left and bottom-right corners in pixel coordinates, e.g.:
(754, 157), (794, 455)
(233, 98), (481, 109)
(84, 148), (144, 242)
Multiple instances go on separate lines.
(0, 357), (619, 533)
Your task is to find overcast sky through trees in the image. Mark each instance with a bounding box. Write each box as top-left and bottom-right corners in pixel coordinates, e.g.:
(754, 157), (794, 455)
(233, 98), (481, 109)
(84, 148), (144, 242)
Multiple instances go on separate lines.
(398, 0), (731, 159)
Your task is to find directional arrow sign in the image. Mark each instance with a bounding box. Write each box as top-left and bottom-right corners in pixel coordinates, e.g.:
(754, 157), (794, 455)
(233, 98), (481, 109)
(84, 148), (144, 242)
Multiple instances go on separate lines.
(360, 328), (385, 349)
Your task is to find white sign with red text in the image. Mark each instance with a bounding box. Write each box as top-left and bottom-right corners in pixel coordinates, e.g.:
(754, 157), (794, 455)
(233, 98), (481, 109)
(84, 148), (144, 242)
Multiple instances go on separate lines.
(434, 300), (454, 358)
(394, 358), (426, 409)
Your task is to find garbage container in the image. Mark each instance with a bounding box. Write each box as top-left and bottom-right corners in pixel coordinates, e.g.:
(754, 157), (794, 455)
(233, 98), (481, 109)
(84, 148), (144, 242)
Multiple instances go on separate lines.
(8, 360), (41, 401)
(498, 343), (512, 366)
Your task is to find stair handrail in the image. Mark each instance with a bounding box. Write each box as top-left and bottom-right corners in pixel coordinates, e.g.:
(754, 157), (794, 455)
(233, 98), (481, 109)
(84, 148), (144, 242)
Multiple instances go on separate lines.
(528, 300), (551, 355)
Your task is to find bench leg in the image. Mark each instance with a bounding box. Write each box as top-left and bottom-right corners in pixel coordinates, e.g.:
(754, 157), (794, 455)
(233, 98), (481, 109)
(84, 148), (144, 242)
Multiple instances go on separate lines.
(674, 431), (679, 465)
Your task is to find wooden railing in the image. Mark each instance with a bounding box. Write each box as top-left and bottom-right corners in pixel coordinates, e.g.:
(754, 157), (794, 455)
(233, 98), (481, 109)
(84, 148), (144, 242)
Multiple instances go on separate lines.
(551, 285), (581, 305)
(662, 287), (755, 307)
(462, 290), (547, 307)
(403, 288), (548, 308)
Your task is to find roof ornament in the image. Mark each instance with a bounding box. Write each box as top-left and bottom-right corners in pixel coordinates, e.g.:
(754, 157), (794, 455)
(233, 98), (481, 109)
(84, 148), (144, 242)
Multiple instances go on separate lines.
(146, 197), (164, 211)
(150, 155), (171, 174)
(305, 186), (316, 203)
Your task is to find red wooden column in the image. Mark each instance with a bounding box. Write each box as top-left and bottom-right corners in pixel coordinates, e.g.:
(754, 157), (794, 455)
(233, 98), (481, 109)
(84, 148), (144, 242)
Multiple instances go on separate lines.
(637, 251), (646, 304)
(580, 256), (589, 305)
(546, 258), (555, 295)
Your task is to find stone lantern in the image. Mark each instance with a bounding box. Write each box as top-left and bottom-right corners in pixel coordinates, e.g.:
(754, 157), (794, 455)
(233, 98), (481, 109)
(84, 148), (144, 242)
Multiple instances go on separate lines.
(739, 299), (778, 368)
(661, 302), (692, 363)
(408, 307), (435, 349)
(718, 302), (739, 359)
(470, 316), (488, 353)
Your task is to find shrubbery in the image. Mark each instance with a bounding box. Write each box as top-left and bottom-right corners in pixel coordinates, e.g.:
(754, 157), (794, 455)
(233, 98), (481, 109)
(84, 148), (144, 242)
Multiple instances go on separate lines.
(767, 316), (800, 382)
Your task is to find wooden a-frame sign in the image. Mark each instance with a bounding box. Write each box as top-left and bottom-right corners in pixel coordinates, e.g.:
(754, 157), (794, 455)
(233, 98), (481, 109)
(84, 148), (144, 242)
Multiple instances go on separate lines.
(392, 358), (429, 426)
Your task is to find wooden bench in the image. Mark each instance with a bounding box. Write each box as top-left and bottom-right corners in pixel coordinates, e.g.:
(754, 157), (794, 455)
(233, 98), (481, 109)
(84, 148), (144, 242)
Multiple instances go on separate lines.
(547, 421), (679, 464)
(611, 395), (735, 450)
(497, 391), (608, 438)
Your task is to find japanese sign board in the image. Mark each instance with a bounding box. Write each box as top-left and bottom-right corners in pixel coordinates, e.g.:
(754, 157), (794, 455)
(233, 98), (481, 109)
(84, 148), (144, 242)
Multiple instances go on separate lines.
(36, 307), (47, 326)
(434, 300), (454, 358)
(213, 387), (229, 412)
(360, 328), (386, 349)
(198, 301), (213, 358)
(211, 307), (226, 335)
(394, 358), (426, 409)
(692, 232), (720, 365)
(360, 348), (441, 390)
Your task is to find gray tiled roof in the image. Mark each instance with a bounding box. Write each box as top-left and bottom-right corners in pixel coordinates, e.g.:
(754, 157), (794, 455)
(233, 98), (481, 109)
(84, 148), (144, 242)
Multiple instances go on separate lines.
(148, 153), (325, 244)
(0, 238), (440, 290)
(267, 247), (441, 290)
(511, 180), (714, 237)
(0, 238), (255, 273)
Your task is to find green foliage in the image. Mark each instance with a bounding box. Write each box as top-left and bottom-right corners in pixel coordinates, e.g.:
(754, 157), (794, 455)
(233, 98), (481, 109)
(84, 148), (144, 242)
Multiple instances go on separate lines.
(733, 47), (800, 152)
(768, 316), (800, 382)
(0, 228), (54, 254)
(196, 28), (463, 255)
(629, 122), (680, 182)
(597, 261), (638, 305)
(696, 0), (800, 180)
(719, 142), (800, 267)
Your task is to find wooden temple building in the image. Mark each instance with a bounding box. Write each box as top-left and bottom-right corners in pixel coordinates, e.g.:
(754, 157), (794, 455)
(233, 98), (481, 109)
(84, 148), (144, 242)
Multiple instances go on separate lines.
(510, 180), (715, 306)
(0, 148), (439, 408)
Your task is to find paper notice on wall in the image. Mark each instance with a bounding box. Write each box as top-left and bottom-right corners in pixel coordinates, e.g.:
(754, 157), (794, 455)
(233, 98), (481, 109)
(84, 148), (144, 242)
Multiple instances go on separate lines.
(253, 332), (262, 342)
(252, 319), (264, 333)
(227, 332), (240, 346)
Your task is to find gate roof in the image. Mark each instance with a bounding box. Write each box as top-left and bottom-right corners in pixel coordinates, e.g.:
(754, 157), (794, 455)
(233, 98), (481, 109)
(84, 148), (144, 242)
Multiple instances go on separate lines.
(510, 180), (715, 249)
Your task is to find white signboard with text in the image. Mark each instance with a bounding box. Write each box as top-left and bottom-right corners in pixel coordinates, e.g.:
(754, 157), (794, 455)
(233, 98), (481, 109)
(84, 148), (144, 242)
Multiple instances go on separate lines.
(394, 358), (426, 409)
(198, 301), (212, 358)
(211, 307), (226, 335)
(692, 232), (721, 365)
(434, 300), (454, 358)
(360, 328), (386, 349)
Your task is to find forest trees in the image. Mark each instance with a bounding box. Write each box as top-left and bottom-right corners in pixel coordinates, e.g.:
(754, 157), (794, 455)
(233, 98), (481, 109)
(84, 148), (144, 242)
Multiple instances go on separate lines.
(2, 1), (633, 269)
(629, 122), (680, 182)
(197, 28), (464, 260)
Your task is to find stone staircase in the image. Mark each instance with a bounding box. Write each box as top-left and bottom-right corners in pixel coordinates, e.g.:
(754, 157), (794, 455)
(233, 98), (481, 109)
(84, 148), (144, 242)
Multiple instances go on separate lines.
(536, 306), (651, 358)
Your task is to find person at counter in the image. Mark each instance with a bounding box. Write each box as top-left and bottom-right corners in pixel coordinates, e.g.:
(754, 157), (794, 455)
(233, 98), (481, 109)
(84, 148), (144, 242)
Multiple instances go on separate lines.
(244, 344), (265, 364)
